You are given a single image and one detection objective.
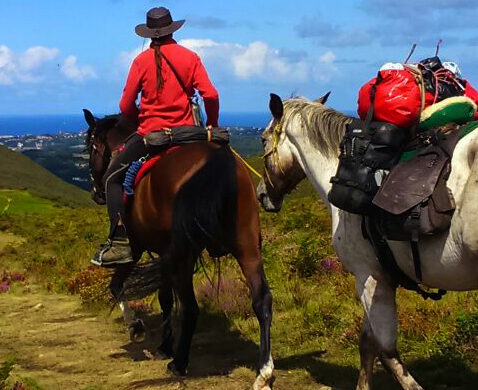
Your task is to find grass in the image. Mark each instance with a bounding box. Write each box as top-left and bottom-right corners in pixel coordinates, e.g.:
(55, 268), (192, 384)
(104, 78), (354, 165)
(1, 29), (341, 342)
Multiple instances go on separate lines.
(0, 145), (92, 208)
(0, 155), (477, 389)
(0, 190), (57, 215)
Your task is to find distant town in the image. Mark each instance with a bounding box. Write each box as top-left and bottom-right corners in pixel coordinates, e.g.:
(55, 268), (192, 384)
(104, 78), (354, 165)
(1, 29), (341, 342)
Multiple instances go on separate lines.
(0, 127), (263, 191)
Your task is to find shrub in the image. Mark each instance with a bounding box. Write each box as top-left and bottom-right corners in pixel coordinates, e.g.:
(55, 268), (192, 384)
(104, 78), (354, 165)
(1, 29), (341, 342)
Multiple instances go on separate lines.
(67, 266), (113, 305)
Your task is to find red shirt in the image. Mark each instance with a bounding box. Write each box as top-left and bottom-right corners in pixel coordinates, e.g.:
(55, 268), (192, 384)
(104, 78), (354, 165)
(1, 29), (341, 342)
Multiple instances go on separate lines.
(119, 39), (219, 136)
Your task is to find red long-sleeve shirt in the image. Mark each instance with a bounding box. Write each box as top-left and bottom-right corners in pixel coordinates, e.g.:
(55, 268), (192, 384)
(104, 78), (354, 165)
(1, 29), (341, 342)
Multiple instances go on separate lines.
(120, 39), (219, 136)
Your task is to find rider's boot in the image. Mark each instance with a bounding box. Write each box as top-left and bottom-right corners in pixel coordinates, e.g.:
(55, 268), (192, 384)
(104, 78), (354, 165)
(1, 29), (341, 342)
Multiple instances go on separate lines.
(92, 226), (134, 267)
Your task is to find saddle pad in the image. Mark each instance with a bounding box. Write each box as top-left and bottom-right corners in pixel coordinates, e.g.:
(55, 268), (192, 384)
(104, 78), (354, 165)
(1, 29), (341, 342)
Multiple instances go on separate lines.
(400, 121), (478, 163)
(134, 146), (180, 187)
(419, 96), (477, 130)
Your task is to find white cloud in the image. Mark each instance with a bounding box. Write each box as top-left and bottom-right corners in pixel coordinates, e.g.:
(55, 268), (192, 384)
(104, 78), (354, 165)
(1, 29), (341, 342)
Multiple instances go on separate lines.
(20, 46), (59, 71)
(0, 45), (59, 85)
(118, 45), (145, 70)
(180, 38), (335, 83)
(116, 38), (339, 86)
(0, 45), (95, 85)
(61, 55), (96, 82)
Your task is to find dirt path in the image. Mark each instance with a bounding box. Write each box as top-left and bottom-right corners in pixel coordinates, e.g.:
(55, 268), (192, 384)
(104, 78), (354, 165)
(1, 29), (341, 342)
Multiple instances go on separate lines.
(0, 286), (330, 390)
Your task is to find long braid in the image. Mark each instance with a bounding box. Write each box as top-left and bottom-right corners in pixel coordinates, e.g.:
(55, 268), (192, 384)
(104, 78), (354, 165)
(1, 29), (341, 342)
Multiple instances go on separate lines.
(153, 43), (164, 90)
(151, 35), (173, 90)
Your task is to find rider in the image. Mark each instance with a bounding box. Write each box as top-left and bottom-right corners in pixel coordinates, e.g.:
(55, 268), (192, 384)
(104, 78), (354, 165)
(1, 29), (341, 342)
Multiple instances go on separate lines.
(93, 6), (219, 267)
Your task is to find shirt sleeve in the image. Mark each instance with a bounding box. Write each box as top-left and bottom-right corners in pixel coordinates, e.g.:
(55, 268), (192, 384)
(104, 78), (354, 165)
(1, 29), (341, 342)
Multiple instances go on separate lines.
(119, 60), (141, 119)
(192, 54), (219, 127)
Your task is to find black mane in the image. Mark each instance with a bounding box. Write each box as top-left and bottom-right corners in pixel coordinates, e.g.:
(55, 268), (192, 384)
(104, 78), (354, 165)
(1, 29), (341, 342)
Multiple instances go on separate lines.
(85, 114), (121, 147)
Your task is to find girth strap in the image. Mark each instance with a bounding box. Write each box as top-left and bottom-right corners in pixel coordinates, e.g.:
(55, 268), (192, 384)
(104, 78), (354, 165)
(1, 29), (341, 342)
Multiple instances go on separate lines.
(363, 216), (446, 301)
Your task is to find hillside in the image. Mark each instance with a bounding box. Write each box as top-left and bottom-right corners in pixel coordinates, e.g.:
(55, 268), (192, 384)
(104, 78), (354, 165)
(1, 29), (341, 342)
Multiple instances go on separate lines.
(0, 145), (92, 208)
(0, 152), (477, 390)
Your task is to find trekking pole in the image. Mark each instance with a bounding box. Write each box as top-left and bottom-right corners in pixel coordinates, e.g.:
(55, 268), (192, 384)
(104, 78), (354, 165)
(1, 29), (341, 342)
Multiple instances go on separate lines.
(404, 43), (417, 64)
(435, 39), (443, 56)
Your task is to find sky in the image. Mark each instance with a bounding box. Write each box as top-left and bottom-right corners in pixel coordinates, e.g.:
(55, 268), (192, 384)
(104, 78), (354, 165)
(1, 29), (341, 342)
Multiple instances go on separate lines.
(1, 0), (478, 117)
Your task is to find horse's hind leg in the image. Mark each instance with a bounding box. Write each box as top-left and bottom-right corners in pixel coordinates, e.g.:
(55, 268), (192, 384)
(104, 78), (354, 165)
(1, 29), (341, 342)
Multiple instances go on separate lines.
(356, 273), (423, 390)
(110, 263), (146, 343)
(156, 278), (174, 359)
(235, 242), (274, 390)
(356, 317), (378, 390)
(167, 260), (199, 376)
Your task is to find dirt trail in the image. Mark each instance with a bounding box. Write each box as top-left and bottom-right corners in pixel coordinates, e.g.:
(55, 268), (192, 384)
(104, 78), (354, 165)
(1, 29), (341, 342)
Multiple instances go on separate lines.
(0, 286), (329, 390)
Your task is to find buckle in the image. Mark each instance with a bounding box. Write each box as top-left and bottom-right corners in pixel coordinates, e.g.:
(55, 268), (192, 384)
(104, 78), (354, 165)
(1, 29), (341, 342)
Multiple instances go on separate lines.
(410, 210), (420, 219)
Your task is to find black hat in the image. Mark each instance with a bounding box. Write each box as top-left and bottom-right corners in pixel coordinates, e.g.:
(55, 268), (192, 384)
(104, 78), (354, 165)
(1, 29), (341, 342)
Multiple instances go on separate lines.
(135, 7), (185, 39)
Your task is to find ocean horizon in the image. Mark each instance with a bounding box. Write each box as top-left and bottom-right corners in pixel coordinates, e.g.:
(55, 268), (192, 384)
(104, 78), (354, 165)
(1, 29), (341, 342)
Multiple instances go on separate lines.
(0, 110), (356, 136)
(0, 112), (272, 136)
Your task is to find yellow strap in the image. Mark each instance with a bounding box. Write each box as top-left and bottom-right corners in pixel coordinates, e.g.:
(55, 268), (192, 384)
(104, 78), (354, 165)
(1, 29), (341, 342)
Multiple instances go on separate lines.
(230, 147), (263, 179)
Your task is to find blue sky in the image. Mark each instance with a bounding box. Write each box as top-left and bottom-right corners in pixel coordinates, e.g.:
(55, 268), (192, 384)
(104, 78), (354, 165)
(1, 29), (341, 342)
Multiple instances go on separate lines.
(1, 0), (478, 117)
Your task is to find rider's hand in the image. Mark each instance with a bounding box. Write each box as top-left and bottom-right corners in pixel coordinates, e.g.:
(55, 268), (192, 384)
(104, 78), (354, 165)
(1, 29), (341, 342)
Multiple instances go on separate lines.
(206, 125), (213, 130)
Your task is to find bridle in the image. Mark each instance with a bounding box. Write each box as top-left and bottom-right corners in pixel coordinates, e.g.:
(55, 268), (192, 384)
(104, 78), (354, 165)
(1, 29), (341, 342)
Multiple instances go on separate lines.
(87, 128), (112, 200)
(262, 122), (285, 189)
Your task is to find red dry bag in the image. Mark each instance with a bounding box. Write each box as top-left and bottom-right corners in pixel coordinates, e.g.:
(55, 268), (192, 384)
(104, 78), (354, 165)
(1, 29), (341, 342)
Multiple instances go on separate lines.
(358, 69), (422, 128)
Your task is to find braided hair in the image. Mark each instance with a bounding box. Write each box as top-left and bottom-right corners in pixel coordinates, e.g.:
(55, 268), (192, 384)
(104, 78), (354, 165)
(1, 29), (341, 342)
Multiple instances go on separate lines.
(151, 34), (172, 90)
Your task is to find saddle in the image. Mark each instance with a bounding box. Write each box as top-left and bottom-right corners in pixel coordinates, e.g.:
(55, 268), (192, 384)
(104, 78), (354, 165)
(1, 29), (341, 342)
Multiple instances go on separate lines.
(123, 126), (230, 198)
(372, 127), (461, 241)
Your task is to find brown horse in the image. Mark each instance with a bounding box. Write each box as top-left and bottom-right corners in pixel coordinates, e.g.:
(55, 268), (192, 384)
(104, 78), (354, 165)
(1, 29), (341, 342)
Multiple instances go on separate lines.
(83, 110), (274, 390)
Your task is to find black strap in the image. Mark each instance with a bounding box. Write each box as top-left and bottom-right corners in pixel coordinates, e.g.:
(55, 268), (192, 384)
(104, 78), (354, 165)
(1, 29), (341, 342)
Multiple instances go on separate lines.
(364, 216), (446, 301)
(363, 72), (383, 131)
(411, 240), (422, 282)
(161, 52), (190, 97)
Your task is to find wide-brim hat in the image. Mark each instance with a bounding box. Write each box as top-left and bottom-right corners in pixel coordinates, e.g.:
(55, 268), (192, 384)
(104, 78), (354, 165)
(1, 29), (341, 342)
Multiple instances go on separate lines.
(135, 7), (185, 39)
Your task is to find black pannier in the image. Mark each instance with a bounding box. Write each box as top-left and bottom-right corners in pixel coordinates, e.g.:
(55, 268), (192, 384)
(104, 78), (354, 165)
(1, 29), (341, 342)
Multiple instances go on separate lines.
(328, 118), (407, 215)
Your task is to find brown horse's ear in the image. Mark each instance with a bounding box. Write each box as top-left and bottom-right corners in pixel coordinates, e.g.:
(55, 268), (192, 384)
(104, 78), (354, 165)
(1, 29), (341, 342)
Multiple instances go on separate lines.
(269, 93), (283, 120)
(83, 109), (96, 129)
(315, 91), (331, 104)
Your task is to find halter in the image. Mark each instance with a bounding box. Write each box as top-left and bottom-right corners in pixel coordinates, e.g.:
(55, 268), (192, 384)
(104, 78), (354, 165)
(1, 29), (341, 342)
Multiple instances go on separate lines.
(263, 116), (294, 189)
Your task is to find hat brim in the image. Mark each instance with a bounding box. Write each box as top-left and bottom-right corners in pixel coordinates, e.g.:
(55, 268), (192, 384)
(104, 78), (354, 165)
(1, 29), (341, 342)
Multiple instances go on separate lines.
(135, 20), (185, 38)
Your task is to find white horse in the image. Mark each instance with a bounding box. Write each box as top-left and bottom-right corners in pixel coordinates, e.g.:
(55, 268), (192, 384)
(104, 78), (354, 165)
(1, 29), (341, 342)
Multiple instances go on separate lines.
(256, 93), (478, 390)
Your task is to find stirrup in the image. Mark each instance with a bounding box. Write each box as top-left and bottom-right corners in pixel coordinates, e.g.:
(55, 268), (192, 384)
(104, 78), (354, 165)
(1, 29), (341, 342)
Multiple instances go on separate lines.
(91, 240), (112, 266)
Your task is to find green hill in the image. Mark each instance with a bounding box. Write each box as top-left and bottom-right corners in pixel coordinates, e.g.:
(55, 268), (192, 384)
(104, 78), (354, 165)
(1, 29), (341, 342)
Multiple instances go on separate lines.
(0, 145), (93, 208)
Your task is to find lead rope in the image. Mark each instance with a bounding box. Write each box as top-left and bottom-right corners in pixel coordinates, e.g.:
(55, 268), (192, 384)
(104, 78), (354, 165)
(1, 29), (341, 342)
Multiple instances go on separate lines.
(229, 146), (262, 179)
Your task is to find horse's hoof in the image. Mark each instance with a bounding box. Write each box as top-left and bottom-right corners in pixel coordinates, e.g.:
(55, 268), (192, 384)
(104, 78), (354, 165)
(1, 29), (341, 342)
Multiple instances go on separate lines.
(128, 319), (146, 343)
(155, 344), (173, 360)
(253, 374), (275, 390)
(167, 360), (187, 377)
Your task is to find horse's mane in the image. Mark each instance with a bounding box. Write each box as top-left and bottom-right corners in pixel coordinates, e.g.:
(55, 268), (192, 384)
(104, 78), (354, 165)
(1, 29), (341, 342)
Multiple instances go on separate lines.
(85, 114), (120, 147)
(282, 98), (353, 157)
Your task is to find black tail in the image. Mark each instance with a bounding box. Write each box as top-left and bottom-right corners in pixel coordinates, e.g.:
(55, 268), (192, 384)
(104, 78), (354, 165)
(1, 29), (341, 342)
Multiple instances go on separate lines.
(122, 146), (238, 299)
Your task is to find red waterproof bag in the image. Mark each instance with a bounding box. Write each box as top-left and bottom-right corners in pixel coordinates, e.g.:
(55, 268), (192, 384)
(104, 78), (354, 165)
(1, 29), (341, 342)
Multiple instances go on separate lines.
(463, 80), (478, 119)
(358, 69), (422, 128)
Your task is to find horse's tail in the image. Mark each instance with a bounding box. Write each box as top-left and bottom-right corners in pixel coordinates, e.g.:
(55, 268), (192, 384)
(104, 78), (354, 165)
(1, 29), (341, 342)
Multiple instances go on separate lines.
(122, 146), (238, 299)
(168, 145), (238, 260)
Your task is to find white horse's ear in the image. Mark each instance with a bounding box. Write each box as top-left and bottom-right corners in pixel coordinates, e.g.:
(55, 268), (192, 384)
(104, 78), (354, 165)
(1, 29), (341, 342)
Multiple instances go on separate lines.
(269, 93), (283, 120)
(315, 91), (331, 104)
(83, 109), (96, 128)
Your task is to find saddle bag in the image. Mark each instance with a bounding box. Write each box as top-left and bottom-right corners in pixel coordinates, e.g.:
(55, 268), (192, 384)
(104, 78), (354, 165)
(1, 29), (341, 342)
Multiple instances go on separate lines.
(144, 126), (230, 154)
(372, 130), (460, 241)
(328, 118), (407, 215)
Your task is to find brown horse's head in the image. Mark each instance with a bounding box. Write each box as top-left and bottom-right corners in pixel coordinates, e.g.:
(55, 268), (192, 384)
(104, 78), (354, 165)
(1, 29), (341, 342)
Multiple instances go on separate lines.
(83, 109), (122, 205)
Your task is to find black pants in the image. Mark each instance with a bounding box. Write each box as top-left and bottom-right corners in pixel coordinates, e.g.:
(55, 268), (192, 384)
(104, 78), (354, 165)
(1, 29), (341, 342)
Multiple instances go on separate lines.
(103, 133), (147, 238)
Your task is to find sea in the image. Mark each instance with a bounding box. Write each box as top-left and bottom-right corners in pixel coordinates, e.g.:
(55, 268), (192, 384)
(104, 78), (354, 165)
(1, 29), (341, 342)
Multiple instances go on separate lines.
(0, 112), (272, 136)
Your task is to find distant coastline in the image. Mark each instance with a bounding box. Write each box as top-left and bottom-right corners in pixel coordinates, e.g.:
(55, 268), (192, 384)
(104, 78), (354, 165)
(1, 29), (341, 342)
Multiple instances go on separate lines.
(0, 112), (272, 136)
(0, 110), (355, 136)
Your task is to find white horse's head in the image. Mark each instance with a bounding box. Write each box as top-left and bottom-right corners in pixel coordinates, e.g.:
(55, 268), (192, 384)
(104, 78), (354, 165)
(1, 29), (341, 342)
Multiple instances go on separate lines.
(257, 92), (332, 212)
